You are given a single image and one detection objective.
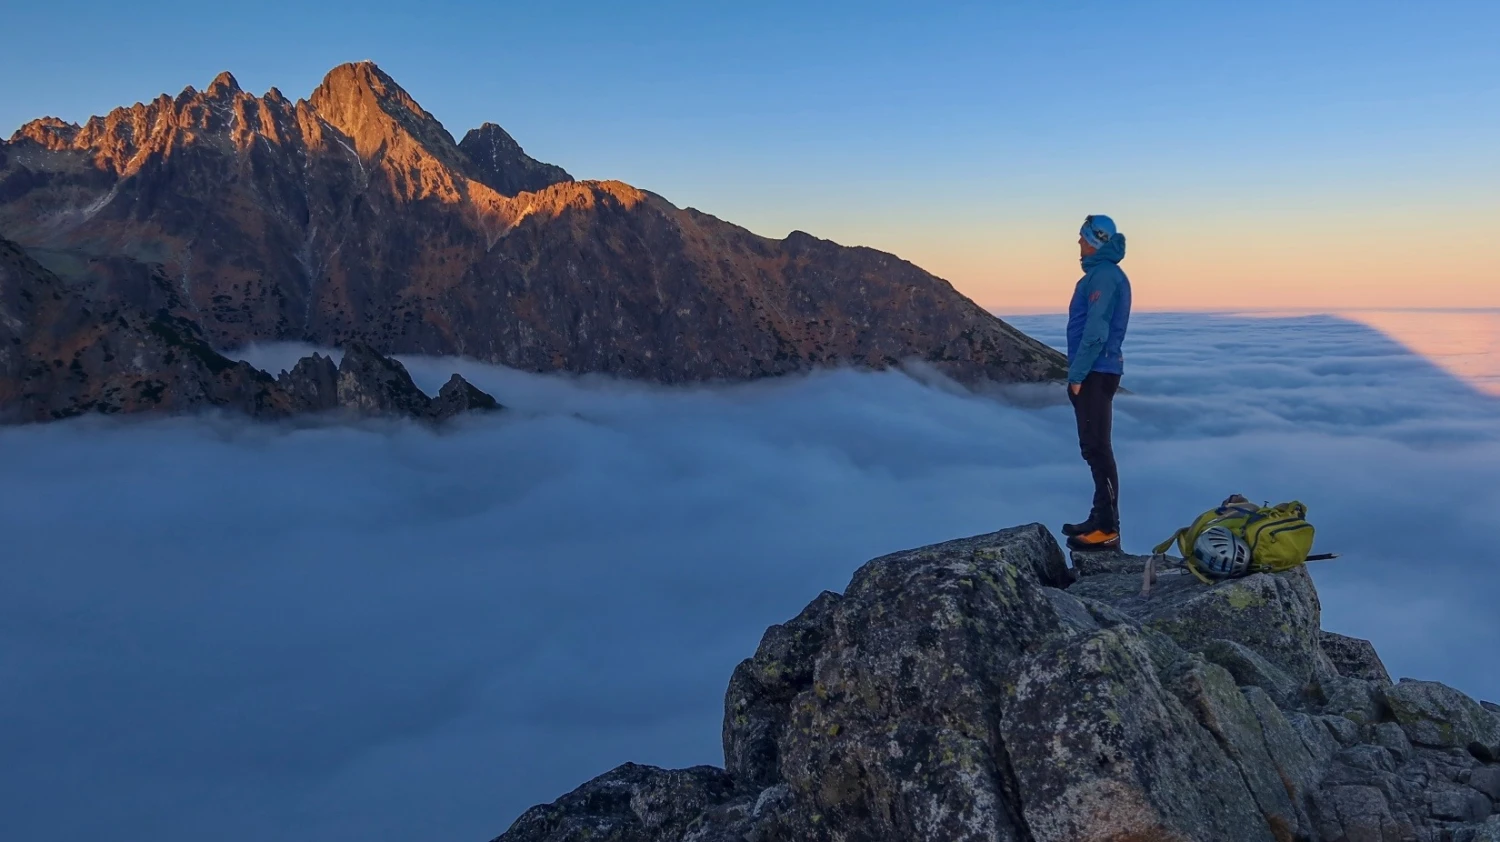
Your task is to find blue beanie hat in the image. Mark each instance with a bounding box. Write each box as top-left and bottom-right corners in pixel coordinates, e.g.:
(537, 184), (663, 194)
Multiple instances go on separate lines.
(1080, 214), (1117, 249)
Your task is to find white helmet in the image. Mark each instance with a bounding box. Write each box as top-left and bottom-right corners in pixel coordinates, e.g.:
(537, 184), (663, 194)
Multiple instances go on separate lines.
(1192, 526), (1251, 579)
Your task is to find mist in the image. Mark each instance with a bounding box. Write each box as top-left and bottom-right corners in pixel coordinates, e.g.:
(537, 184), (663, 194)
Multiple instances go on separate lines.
(2, 312), (1496, 842)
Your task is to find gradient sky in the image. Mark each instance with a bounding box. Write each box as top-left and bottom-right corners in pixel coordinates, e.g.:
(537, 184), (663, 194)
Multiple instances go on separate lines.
(3, 0), (1497, 311)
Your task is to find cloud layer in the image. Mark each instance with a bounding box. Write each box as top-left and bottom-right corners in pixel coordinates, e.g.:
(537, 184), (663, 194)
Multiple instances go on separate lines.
(1, 312), (1496, 842)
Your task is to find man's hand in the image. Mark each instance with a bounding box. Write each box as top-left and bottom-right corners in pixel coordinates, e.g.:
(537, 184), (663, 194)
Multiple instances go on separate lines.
(1070, 382), (1082, 396)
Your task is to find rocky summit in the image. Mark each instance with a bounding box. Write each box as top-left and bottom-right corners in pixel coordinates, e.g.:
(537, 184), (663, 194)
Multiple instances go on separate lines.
(493, 526), (1500, 842)
(0, 61), (1064, 398)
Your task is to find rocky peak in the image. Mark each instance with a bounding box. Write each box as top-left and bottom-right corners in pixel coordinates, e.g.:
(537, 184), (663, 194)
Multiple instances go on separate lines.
(332, 341), (435, 417)
(457, 121), (572, 196)
(310, 63), (455, 154)
(11, 116), (82, 150)
(273, 341), (504, 422)
(431, 372), (502, 420)
(311, 61), (406, 110)
(275, 353), (340, 412)
(494, 528), (1500, 842)
(304, 60), (477, 197)
(205, 70), (242, 99)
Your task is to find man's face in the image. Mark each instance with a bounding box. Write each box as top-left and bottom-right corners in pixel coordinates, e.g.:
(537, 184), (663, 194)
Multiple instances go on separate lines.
(1079, 235), (1097, 258)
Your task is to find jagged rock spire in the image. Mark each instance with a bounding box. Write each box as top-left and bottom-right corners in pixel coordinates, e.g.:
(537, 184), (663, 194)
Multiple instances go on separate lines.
(206, 70), (241, 98)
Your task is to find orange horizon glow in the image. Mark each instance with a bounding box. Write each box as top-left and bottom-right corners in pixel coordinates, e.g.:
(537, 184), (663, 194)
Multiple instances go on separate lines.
(764, 198), (1497, 315)
(952, 228), (1498, 313)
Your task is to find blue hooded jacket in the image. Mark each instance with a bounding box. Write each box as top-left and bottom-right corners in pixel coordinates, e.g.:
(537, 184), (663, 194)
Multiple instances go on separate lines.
(1066, 234), (1132, 384)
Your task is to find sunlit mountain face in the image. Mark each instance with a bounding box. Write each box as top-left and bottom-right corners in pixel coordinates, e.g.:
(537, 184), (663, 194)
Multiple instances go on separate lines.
(0, 62), (1064, 398)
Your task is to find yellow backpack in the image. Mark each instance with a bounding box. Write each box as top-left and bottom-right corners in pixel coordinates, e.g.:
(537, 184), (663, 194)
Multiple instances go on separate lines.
(1153, 496), (1325, 584)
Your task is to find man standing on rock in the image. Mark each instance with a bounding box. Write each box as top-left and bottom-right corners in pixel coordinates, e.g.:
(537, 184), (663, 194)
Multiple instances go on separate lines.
(1063, 214), (1132, 552)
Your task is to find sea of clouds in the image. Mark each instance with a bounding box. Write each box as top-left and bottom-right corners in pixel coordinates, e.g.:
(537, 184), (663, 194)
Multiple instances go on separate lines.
(1, 312), (1496, 842)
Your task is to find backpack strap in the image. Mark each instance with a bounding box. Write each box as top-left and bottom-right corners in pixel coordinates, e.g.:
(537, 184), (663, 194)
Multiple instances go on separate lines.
(1152, 528), (1186, 556)
(1185, 556), (1215, 585)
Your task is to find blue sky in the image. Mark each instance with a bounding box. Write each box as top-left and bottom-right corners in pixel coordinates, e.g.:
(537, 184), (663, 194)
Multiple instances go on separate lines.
(3, 0), (1498, 307)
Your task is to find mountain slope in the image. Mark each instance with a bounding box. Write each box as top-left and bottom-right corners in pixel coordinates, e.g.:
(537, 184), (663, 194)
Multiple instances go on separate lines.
(0, 235), (501, 423)
(0, 61), (1066, 386)
(0, 235), (290, 421)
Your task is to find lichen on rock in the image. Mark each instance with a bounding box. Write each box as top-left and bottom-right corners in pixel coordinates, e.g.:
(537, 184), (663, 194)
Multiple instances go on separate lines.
(1381, 679), (1500, 761)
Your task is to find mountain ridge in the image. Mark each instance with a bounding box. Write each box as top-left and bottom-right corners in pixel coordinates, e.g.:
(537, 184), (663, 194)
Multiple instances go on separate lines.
(0, 60), (1066, 422)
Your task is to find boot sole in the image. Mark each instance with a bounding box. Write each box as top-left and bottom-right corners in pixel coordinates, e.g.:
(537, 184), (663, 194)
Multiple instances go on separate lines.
(1067, 536), (1121, 552)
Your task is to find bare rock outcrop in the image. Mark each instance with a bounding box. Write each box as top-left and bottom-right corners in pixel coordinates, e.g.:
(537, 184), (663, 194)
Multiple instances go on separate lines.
(492, 530), (1500, 842)
(277, 341), (501, 421)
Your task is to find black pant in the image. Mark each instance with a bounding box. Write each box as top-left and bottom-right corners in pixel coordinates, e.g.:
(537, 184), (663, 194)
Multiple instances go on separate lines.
(1070, 372), (1121, 531)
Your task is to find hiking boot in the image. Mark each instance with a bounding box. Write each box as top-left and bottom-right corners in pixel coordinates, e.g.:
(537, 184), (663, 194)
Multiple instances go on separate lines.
(1062, 514), (1101, 537)
(1067, 529), (1121, 552)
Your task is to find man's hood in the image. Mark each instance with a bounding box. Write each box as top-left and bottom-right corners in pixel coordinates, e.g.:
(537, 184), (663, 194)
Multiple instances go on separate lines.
(1082, 233), (1127, 269)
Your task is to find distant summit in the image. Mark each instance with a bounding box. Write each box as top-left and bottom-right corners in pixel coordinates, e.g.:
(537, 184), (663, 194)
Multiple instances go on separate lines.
(205, 70), (241, 98)
(0, 60), (1064, 423)
(460, 121), (573, 196)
